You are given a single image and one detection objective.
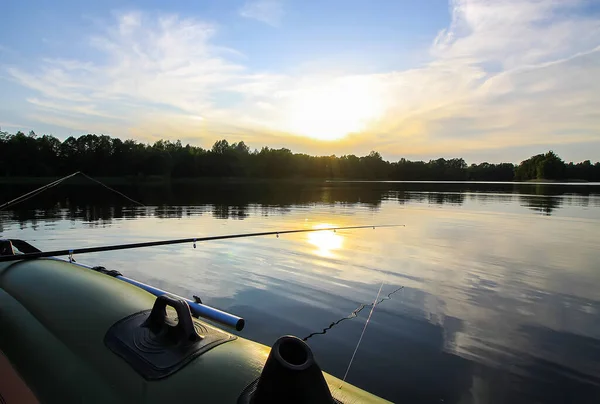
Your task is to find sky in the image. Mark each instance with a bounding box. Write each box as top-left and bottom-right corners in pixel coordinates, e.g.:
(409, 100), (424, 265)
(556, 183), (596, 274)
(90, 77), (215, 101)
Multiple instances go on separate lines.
(1, 0), (599, 163)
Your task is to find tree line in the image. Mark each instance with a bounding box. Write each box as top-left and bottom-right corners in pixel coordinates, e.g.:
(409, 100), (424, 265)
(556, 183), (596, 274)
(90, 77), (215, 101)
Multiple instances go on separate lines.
(1, 131), (599, 181)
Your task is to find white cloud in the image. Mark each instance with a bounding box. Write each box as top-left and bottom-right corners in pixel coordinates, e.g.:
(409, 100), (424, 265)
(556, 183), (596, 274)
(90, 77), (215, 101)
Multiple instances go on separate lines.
(384, 0), (600, 155)
(5, 11), (249, 141)
(0, 121), (24, 129)
(239, 0), (284, 26)
(4, 2), (600, 159)
(433, 0), (599, 67)
(234, 0), (600, 155)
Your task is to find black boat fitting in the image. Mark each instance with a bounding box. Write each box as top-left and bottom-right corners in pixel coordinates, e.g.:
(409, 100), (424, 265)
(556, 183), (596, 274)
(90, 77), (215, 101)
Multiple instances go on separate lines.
(238, 335), (336, 404)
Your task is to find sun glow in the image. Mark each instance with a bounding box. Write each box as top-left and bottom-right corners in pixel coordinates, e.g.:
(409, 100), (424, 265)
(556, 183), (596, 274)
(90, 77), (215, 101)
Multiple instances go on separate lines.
(307, 223), (344, 257)
(284, 79), (384, 141)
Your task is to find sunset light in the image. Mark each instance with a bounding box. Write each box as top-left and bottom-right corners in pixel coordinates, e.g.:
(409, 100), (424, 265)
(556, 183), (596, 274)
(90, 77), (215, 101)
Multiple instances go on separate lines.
(2, 1), (598, 160)
(284, 80), (384, 141)
(2, 1), (600, 403)
(306, 224), (344, 257)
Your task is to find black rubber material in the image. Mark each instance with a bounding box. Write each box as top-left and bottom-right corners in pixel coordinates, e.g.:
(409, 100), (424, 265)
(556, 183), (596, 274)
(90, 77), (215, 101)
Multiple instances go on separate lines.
(0, 240), (15, 256)
(143, 295), (199, 343)
(0, 239), (42, 256)
(238, 336), (337, 404)
(91, 266), (123, 277)
(105, 295), (235, 380)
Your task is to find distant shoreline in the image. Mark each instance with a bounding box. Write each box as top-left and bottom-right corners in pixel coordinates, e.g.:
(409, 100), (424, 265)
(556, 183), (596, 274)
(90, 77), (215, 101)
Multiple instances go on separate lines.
(525, 178), (589, 183)
(2, 132), (600, 183)
(0, 176), (330, 186)
(1, 176), (597, 186)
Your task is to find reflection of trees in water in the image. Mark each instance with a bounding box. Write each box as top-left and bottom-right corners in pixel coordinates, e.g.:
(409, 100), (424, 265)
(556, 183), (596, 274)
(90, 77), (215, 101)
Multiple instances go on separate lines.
(519, 195), (563, 216)
(212, 205), (249, 220)
(428, 192), (465, 205)
(468, 192), (515, 204)
(1, 182), (598, 226)
(387, 191), (465, 205)
(514, 183), (563, 215)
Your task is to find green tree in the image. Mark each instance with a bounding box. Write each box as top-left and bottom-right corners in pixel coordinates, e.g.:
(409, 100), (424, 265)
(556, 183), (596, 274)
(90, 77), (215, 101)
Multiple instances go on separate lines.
(0, 130), (598, 182)
(211, 139), (230, 154)
(536, 151), (565, 180)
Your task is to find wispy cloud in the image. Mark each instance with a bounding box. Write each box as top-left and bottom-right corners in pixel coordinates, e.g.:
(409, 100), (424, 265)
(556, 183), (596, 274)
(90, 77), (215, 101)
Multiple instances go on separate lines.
(0, 121), (25, 130)
(4, 1), (600, 159)
(239, 0), (284, 27)
(5, 11), (248, 140)
(381, 0), (600, 155)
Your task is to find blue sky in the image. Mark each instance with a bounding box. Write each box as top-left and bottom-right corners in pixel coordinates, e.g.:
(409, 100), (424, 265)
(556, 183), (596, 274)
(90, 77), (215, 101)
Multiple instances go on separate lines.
(1, 0), (599, 163)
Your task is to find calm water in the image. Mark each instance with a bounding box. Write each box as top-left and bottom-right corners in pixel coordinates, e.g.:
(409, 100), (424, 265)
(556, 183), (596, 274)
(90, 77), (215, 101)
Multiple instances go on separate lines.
(1, 181), (600, 403)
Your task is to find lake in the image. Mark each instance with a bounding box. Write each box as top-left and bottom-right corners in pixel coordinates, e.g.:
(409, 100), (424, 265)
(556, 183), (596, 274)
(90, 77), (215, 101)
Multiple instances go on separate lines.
(1, 180), (600, 403)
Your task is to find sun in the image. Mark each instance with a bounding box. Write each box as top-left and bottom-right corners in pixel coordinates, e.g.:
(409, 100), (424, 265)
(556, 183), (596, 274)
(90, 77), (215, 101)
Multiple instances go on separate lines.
(283, 79), (383, 141)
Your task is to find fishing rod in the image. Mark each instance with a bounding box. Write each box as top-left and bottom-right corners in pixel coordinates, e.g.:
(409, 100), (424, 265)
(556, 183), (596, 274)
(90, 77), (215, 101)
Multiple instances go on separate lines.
(0, 171), (145, 211)
(66, 259), (246, 331)
(0, 225), (403, 263)
(0, 171), (81, 210)
(116, 275), (245, 331)
(1, 225), (402, 330)
(1, 175), (404, 332)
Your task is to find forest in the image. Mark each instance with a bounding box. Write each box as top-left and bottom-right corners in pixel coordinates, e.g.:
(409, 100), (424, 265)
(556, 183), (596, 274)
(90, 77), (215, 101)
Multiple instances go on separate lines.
(1, 130), (599, 181)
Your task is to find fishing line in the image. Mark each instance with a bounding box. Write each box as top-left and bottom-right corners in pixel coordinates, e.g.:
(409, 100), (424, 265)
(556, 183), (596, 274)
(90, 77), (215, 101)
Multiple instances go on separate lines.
(302, 286), (404, 341)
(342, 281), (384, 384)
(0, 172), (80, 210)
(0, 171), (145, 211)
(78, 172), (146, 207)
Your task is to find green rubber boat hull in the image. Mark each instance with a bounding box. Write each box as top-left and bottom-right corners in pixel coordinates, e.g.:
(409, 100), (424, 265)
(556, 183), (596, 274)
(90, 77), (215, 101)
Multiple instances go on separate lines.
(0, 259), (390, 403)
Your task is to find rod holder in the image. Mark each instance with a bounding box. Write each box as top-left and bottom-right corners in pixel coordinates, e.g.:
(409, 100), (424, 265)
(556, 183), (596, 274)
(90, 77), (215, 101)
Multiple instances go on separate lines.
(117, 276), (245, 331)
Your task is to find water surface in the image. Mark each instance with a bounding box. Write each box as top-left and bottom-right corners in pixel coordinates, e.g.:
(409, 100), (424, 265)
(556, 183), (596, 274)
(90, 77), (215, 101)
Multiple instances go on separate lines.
(1, 181), (599, 403)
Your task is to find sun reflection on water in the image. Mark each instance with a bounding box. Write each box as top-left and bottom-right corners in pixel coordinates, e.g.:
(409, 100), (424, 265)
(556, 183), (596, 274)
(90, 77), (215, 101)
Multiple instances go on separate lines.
(306, 223), (344, 258)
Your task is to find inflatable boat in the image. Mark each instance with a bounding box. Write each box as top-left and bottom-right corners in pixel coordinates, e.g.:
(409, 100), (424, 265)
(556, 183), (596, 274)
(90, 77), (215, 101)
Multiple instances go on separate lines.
(0, 238), (391, 403)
